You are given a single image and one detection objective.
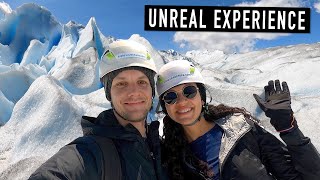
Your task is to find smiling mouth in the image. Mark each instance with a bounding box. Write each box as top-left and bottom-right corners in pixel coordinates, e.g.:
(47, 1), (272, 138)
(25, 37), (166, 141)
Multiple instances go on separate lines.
(124, 101), (144, 105)
(177, 108), (192, 114)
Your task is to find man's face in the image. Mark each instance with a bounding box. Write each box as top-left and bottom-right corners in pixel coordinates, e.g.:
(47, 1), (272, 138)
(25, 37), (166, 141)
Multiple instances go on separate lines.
(110, 69), (153, 122)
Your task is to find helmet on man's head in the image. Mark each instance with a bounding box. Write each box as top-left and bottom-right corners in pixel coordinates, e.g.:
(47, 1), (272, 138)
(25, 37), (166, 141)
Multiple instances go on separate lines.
(99, 40), (157, 79)
(100, 40), (157, 101)
(156, 60), (207, 114)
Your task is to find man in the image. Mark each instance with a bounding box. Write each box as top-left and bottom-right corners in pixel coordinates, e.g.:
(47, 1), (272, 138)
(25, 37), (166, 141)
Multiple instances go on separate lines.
(29, 40), (166, 180)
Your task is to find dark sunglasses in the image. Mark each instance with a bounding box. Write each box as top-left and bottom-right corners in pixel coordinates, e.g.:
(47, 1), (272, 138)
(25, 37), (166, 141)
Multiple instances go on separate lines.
(162, 85), (199, 105)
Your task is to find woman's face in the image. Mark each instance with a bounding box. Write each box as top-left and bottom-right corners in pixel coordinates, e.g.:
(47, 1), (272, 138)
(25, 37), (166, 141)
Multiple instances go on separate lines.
(164, 83), (204, 125)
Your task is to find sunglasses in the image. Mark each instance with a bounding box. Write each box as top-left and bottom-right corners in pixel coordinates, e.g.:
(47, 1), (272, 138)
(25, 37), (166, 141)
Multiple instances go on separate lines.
(162, 85), (199, 105)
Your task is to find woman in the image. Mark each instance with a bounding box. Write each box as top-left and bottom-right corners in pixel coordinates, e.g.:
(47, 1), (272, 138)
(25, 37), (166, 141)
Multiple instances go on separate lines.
(156, 60), (310, 180)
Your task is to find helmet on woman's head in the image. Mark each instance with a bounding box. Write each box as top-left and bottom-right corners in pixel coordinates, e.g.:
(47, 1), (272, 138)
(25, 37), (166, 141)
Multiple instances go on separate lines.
(156, 60), (207, 114)
(156, 60), (205, 96)
(99, 40), (157, 101)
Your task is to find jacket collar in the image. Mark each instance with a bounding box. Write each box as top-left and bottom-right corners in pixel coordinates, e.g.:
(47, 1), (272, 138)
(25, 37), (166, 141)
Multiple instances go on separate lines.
(214, 113), (252, 171)
(81, 109), (142, 140)
(81, 109), (159, 141)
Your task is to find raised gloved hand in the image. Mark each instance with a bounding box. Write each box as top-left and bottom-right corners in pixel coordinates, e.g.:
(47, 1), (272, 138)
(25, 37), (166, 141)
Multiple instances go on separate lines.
(253, 80), (298, 133)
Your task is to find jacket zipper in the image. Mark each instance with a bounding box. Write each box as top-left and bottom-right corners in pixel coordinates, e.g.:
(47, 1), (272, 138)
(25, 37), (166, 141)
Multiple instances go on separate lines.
(137, 133), (158, 178)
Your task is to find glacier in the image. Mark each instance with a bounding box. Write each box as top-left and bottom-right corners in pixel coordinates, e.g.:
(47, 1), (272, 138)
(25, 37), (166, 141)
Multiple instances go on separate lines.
(1, 2), (320, 180)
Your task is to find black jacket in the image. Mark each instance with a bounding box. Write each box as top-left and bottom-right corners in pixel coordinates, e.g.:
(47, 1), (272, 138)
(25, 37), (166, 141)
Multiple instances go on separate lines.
(280, 128), (320, 180)
(182, 114), (319, 180)
(29, 109), (167, 180)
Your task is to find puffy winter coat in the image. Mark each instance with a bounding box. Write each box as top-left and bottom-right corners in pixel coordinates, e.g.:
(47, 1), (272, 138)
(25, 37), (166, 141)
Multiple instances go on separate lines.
(29, 109), (168, 180)
(182, 113), (314, 180)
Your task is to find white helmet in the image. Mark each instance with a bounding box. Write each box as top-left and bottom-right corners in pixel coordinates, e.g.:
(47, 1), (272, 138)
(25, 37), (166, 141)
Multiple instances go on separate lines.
(156, 60), (205, 96)
(99, 40), (157, 79)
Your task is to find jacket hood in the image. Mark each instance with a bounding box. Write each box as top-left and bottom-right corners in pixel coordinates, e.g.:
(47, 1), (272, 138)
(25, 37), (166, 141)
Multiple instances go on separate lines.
(81, 109), (144, 141)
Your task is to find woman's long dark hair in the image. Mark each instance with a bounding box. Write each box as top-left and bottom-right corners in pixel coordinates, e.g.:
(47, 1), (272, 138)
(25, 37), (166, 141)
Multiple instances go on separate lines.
(160, 83), (256, 180)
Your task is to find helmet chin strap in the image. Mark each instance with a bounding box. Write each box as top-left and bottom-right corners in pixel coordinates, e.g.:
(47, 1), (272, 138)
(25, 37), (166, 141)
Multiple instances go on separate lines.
(183, 111), (204, 127)
(183, 102), (208, 127)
